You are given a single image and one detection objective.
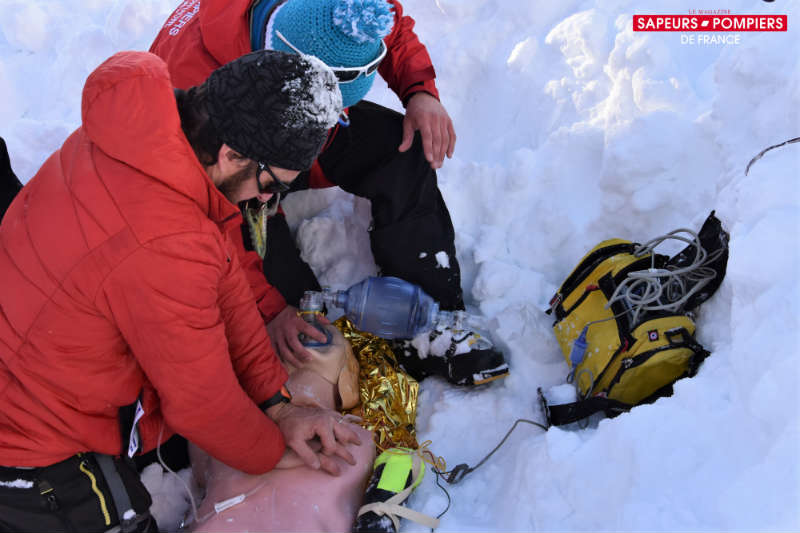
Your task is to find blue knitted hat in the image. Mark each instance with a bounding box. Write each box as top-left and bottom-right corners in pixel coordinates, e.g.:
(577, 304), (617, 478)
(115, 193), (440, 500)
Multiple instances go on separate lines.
(268, 0), (394, 108)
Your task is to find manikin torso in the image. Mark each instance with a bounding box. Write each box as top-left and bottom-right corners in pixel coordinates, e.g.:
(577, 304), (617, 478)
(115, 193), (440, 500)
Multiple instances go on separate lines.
(188, 324), (374, 532)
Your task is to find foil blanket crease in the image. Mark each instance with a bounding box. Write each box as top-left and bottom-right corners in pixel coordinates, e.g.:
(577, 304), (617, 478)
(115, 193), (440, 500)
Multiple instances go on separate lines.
(335, 317), (419, 451)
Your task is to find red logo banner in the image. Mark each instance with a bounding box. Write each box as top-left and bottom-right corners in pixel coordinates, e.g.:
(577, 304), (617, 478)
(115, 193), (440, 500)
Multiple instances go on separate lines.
(633, 15), (787, 32)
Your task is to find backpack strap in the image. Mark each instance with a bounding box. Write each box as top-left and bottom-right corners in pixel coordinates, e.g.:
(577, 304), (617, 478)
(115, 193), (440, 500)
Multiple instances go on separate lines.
(666, 211), (729, 312)
(542, 394), (632, 427)
(93, 454), (138, 533)
(665, 327), (710, 376)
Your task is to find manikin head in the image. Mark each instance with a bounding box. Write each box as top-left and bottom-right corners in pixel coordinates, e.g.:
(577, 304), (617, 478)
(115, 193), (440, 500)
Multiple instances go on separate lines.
(284, 324), (360, 411)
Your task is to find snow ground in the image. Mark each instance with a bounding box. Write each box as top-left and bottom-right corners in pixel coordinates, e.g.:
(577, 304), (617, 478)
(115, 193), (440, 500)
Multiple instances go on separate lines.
(1, 0), (799, 530)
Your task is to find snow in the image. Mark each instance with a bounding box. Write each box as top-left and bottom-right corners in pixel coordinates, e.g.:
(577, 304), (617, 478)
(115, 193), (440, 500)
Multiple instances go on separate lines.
(2, 0), (799, 531)
(0, 479), (33, 489)
(434, 251), (450, 269)
(282, 55), (343, 130)
(140, 463), (196, 529)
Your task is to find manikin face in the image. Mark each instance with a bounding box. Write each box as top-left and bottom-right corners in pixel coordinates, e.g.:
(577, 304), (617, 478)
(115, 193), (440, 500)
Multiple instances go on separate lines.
(206, 144), (299, 205)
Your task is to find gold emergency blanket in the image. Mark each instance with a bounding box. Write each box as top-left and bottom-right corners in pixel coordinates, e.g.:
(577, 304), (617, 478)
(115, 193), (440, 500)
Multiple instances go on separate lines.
(335, 317), (419, 451)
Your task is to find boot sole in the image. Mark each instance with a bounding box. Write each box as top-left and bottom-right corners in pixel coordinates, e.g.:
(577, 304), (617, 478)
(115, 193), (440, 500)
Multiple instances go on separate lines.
(473, 371), (510, 386)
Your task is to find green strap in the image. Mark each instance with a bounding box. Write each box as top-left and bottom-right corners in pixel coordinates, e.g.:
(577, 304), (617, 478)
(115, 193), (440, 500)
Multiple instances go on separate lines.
(357, 454), (439, 530)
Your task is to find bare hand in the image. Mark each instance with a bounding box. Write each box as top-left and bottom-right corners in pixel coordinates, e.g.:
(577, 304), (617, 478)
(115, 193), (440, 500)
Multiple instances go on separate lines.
(398, 92), (456, 169)
(274, 441), (320, 470)
(266, 305), (330, 368)
(267, 403), (362, 476)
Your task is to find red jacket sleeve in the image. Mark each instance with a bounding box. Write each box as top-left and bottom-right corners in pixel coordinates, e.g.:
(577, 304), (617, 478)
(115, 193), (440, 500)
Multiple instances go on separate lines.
(102, 231), (287, 474)
(228, 226), (288, 323)
(380, 0), (440, 104)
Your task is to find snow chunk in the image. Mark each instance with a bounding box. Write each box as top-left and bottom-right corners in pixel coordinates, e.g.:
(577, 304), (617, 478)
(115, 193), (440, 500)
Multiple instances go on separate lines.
(282, 55), (342, 130)
(435, 251), (450, 269)
(139, 463), (195, 532)
(0, 479), (33, 489)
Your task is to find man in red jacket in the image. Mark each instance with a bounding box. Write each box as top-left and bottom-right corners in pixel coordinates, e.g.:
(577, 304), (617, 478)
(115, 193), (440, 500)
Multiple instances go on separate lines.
(0, 50), (363, 533)
(151, 0), (509, 386)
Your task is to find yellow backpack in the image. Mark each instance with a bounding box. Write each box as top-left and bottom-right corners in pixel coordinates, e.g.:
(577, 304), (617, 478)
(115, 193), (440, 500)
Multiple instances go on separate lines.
(541, 213), (728, 427)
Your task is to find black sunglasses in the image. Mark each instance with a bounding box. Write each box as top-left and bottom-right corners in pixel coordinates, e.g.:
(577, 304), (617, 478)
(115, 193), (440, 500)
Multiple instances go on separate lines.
(257, 162), (293, 195)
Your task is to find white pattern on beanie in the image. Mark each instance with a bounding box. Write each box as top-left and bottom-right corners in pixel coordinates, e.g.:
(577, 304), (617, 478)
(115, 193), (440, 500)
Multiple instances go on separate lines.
(332, 0), (394, 44)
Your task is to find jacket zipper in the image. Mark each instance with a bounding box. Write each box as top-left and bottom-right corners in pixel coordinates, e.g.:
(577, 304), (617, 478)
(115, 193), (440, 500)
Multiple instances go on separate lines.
(79, 458), (112, 526)
(582, 343), (627, 396)
(605, 342), (693, 393)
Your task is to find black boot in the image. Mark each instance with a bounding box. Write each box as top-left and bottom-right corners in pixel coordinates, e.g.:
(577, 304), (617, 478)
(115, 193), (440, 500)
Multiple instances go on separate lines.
(392, 328), (509, 386)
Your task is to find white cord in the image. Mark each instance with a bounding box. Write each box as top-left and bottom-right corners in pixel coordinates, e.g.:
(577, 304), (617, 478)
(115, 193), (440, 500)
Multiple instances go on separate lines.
(194, 477), (271, 525)
(154, 422), (271, 528)
(606, 229), (720, 326)
(156, 422), (200, 528)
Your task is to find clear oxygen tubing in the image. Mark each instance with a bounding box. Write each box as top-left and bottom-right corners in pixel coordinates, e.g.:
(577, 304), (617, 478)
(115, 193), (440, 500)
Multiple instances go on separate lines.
(156, 421), (272, 529)
(193, 479), (270, 526)
(155, 422), (199, 528)
(158, 417), (277, 529)
(174, 415), (361, 528)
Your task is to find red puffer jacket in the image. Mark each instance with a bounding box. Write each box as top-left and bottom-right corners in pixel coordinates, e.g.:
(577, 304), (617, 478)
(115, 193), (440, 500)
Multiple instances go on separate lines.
(149, 0), (440, 320)
(0, 51), (288, 475)
(150, 0), (438, 102)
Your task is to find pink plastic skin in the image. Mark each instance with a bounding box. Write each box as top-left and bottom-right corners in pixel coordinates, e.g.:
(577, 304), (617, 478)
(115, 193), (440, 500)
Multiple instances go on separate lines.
(189, 425), (374, 532)
(188, 331), (375, 532)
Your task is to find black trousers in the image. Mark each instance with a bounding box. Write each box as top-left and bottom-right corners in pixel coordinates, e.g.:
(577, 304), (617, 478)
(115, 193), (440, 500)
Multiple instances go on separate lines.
(0, 137), (22, 222)
(262, 100), (464, 311)
(0, 454), (156, 533)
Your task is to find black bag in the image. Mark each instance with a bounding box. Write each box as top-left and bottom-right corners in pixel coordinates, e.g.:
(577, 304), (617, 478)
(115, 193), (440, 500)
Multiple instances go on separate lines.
(0, 454), (155, 533)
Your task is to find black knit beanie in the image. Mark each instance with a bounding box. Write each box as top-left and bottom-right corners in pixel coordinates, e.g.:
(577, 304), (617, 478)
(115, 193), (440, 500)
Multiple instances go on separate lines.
(206, 50), (342, 171)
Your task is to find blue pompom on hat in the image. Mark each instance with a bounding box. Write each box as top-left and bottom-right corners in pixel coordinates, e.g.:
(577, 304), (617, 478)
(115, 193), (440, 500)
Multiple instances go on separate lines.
(268, 0), (394, 108)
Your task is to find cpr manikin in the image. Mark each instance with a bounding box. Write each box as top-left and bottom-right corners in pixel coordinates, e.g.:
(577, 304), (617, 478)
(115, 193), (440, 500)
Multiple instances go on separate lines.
(187, 324), (374, 532)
